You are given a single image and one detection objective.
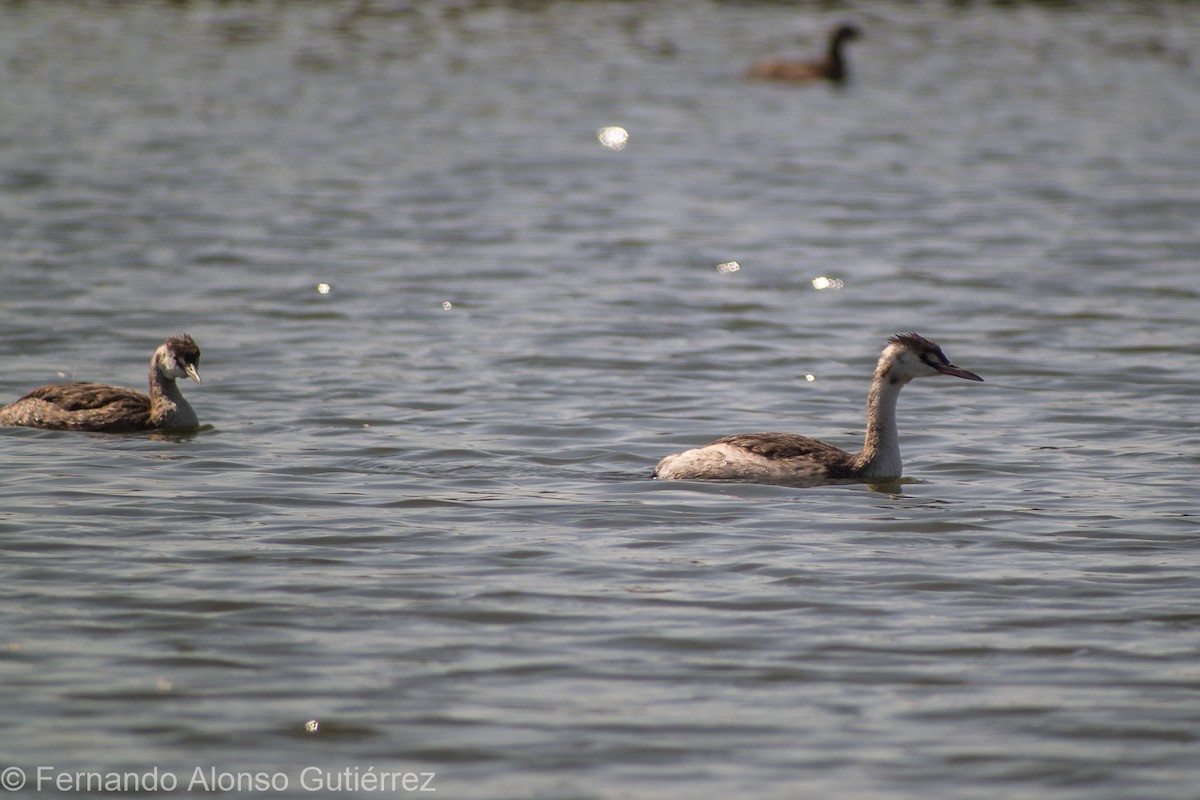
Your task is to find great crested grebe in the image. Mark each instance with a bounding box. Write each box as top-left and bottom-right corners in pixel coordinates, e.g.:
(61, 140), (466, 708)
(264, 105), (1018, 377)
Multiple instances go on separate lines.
(0, 334), (203, 433)
(653, 333), (982, 485)
(747, 23), (863, 83)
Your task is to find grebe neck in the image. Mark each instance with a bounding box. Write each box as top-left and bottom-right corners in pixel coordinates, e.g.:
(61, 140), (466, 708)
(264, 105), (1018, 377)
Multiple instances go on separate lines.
(825, 40), (848, 80)
(854, 363), (906, 477)
(148, 355), (197, 427)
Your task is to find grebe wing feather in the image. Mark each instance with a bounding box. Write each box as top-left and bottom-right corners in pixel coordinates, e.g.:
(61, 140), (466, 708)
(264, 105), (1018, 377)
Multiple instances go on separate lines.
(20, 383), (151, 414)
(713, 433), (858, 472)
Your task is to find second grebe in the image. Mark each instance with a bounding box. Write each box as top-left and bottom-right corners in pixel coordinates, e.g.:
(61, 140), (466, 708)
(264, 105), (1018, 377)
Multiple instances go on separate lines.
(653, 333), (982, 485)
(747, 23), (863, 83)
(0, 334), (203, 432)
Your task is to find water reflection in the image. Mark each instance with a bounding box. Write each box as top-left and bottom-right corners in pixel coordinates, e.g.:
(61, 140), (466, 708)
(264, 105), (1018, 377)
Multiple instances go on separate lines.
(596, 126), (629, 151)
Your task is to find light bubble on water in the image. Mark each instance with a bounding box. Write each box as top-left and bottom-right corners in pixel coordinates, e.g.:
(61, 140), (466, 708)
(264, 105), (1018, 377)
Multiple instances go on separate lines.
(804, 374), (816, 382)
(305, 720), (320, 733)
(597, 126), (629, 151)
(441, 301), (454, 311)
(716, 261), (741, 274)
(811, 276), (844, 290)
(316, 282), (332, 295)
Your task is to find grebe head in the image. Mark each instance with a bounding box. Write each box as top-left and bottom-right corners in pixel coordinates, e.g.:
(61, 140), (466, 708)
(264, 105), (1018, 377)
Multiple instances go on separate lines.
(831, 23), (863, 46)
(156, 334), (202, 384)
(881, 332), (983, 384)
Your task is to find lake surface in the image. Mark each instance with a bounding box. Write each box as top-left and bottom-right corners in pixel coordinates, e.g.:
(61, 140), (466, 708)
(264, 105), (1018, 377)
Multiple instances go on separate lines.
(2, 2), (1198, 798)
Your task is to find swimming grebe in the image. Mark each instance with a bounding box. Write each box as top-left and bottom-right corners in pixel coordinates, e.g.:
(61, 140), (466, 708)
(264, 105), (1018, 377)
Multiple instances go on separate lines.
(747, 23), (863, 83)
(0, 334), (203, 432)
(653, 333), (982, 485)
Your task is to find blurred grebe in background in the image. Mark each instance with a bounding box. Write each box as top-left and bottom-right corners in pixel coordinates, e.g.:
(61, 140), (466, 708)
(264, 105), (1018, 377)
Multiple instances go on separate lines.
(748, 23), (863, 83)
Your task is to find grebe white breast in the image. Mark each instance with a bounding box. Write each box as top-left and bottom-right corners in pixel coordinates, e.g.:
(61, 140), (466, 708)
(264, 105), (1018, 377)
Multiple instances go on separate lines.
(747, 23), (863, 83)
(0, 334), (203, 433)
(653, 333), (982, 485)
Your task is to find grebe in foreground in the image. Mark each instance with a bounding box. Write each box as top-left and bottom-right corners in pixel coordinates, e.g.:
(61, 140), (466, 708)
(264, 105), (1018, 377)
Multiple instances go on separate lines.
(653, 333), (982, 485)
(747, 23), (863, 83)
(0, 334), (203, 433)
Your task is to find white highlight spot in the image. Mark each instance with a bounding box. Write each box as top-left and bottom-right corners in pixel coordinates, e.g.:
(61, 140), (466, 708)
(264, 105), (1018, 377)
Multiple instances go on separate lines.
(716, 261), (741, 274)
(804, 374), (816, 382)
(811, 276), (844, 290)
(305, 720), (320, 733)
(316, 283), (332, 295)
(441, 301), (454, 311)
(597, 126), (629, 151)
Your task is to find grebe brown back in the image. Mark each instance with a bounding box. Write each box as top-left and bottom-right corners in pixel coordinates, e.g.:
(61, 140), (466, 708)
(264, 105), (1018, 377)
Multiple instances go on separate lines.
(747, 23), (863, 83)
(653, 333), (982, 485)
(0, 334), (203, 432)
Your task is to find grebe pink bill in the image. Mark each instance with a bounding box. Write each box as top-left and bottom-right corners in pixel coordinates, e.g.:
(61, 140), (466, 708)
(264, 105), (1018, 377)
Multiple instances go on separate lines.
(0, 334), (203, 433)
(653, 333), (982, 486)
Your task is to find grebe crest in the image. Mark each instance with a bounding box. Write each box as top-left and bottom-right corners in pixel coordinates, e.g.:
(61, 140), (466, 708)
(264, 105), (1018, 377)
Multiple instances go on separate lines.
(653, 332), (982, 486)
(0, 334), (204, 433)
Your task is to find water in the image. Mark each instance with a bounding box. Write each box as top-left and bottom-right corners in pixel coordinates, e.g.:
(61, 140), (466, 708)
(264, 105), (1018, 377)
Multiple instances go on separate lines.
(2, 2), (1198, 798)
